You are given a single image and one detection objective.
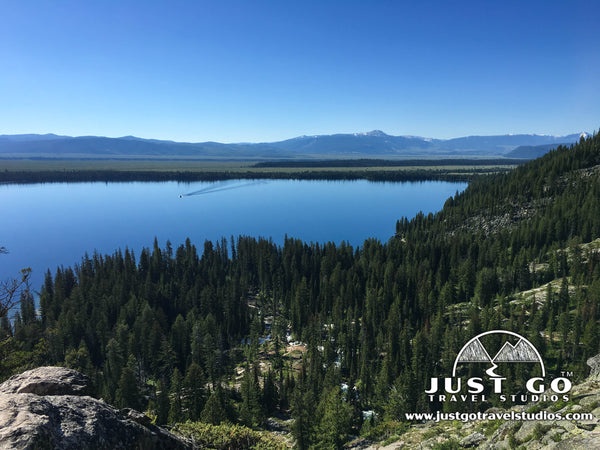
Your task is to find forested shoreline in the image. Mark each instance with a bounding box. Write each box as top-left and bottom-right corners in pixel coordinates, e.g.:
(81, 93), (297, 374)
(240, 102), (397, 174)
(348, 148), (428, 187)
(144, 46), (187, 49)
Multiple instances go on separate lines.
(252, 158), (525, 168)
(1, 136), (600, 448)
(0, 167), (496, 184)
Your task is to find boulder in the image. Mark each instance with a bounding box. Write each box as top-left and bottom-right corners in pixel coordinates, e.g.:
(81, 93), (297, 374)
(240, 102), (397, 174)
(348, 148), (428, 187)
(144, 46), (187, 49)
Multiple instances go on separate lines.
(552, 431), (600, 448)
(460, 431), (486, 447)
(587, 354), (600, 381)
(0, 366), (91, 396)
(0, 366), (191, 449)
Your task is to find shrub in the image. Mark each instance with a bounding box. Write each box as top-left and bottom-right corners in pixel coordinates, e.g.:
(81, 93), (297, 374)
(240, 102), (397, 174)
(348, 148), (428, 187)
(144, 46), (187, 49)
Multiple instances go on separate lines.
(173, 421), (287, 449)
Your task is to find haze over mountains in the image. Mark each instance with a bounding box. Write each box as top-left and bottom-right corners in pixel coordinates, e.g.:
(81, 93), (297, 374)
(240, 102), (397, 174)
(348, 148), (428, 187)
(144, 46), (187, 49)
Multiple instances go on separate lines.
(0, 131), (588, 160)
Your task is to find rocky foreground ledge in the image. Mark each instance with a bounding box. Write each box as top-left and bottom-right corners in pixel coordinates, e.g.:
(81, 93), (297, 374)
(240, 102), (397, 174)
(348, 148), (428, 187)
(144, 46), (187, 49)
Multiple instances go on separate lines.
(0, 366), (190, 449)
(361, 356), (600, 449)
(3, 362), (600, 449)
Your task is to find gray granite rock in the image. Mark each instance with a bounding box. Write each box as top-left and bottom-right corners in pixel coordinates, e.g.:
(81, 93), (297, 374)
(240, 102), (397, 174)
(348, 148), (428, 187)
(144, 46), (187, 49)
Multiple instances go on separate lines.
(460, 431), (487, 447)
(0, 366), (190, 449)
(587, 354), (600, 382)
(551, 430), (600, 449)
(0, 366), (91, 396)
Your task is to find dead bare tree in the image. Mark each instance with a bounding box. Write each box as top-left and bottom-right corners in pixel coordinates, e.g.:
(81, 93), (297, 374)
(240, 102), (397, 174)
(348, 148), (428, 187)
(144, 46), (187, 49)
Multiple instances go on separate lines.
(0, 247), (31, 319)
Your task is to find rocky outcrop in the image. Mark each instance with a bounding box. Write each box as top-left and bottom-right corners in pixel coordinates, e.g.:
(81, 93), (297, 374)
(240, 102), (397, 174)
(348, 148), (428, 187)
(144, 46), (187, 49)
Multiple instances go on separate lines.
(0, 366), (190, 449)
(354, 355), (600, 449)
(0, 366), (91, 396)
(587, 354), (600, 382)
(460, 432), (486, 447)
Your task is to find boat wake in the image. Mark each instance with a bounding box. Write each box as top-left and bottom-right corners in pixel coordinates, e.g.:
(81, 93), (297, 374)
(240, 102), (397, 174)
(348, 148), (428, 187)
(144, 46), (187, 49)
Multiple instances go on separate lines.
(180, 180), (266, 197)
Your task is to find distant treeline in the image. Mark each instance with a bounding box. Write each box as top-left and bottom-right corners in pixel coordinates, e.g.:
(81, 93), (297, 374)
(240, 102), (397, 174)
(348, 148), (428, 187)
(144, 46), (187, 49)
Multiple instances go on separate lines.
(253, 158), (526, 168)
(0, 168), (501, 184)
(2, 134), (600, 448)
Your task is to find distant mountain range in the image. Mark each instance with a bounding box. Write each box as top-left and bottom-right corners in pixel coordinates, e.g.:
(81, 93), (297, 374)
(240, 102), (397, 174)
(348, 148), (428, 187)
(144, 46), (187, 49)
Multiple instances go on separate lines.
(0, 131), (589, 160)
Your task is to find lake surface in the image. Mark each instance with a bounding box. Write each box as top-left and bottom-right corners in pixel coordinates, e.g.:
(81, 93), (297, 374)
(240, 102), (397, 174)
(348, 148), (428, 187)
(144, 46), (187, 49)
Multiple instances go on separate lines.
(1, 179), (467, 290)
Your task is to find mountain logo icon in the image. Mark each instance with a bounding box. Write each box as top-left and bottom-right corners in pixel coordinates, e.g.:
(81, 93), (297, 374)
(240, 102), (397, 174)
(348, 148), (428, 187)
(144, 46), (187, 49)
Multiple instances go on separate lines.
(452, 330), (545, 378)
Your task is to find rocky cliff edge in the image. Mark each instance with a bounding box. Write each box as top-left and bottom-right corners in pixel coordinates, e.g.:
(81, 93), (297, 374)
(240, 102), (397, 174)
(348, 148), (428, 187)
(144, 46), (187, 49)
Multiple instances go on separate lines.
(0, 366), (191, 449)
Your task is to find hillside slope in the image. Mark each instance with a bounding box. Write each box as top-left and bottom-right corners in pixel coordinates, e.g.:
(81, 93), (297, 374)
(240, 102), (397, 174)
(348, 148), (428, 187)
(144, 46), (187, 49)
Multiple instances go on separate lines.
(2, 132), (600, 449)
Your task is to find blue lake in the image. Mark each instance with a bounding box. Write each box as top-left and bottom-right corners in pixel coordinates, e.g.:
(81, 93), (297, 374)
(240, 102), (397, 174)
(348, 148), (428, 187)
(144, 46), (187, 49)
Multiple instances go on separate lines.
(0, 179), (467, 290)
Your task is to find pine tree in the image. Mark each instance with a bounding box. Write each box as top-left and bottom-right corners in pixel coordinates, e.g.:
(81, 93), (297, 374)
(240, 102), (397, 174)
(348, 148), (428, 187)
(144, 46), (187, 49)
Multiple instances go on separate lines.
(200, 385), (237, 425)
(115, 364), (140, 410)
(183, 362), (205, 420)
(315, 386), (352, 449)
(239, 367), (264, 427)
(583, 320), (599, 360)
(104, 338), (125, 403)
(155, 379), (170, 425)
(291, 386), (316, 450)
(168, 368), (183, 424)
(262, 370), (278, 415)
(64, 340), (92, 375)
(200, 386), (228, 425)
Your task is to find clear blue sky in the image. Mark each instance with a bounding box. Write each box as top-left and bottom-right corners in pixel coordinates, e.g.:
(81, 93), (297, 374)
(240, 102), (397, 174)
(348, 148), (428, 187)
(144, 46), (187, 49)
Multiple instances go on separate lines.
(1, 0), (599, 142)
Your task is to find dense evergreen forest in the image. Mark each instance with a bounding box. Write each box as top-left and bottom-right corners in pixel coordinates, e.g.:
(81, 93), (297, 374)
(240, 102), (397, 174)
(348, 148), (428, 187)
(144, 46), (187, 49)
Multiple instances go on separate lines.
(252, 158), (525, 168)
(1, 133), (600, 448)
(0, 167), (500, 184)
